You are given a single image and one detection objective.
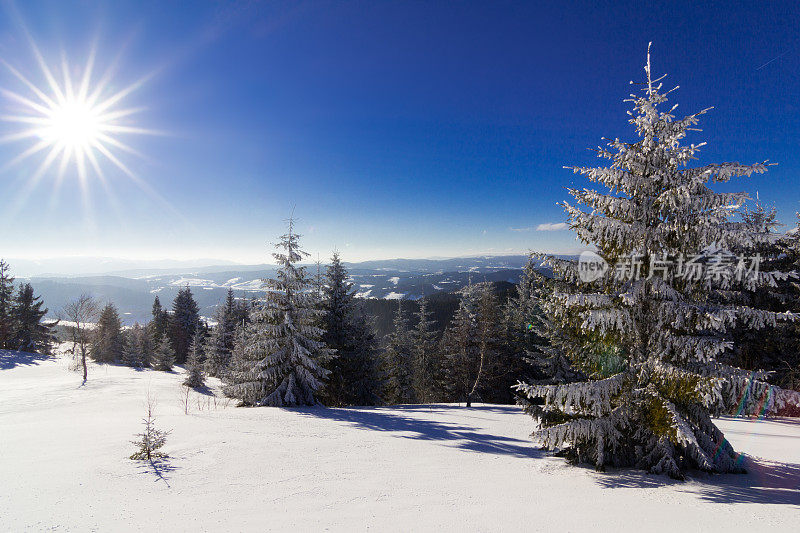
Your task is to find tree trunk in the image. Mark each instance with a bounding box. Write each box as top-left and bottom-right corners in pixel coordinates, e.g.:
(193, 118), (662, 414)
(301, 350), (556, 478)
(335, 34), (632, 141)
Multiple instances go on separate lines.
(81, 346), (87, 383)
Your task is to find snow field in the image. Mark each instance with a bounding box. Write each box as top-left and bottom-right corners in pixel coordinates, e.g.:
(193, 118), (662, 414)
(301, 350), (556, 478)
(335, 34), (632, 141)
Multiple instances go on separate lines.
(0, 350), (798, 531)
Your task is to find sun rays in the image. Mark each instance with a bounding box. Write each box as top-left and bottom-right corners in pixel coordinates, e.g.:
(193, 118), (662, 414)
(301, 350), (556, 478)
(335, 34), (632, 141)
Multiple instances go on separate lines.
(0, 35), (167, 226)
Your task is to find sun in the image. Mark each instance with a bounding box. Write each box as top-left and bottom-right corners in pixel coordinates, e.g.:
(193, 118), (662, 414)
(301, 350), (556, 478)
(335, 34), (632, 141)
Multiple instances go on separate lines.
(0, 42), (157, 195)
(42, 97), (103, 150)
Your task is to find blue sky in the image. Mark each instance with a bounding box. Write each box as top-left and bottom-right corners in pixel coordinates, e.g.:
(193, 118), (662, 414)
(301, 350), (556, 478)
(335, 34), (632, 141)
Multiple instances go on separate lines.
(1, 0), (799, 264)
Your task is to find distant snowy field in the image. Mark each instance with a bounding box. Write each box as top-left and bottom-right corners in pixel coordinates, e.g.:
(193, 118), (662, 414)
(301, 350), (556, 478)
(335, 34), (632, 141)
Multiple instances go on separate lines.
(1, 350), (798, 531)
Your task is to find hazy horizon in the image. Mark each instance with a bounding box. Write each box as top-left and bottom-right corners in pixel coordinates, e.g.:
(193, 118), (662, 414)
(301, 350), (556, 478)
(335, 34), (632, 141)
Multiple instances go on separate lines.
(4, 249), (583, 278)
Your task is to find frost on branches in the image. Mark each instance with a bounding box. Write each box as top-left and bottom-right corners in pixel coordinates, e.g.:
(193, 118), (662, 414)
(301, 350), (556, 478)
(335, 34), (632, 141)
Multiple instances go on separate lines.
(130, 395), (169, 462)
(224, 218), (335, 407)
(515, 46), (797, 479)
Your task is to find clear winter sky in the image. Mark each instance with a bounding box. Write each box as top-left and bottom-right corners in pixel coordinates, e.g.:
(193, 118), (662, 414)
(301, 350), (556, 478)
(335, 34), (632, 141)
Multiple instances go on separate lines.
(1, 0), (799, 265)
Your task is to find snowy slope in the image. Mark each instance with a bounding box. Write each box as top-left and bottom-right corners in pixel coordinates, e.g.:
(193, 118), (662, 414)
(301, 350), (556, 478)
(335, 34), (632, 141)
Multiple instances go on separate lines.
(0, 350), (798, 531)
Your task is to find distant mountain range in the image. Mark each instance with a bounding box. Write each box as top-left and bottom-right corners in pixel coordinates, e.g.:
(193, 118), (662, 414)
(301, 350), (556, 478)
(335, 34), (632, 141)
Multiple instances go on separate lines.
(16, 255), (558, 326)
(8, 257), (242, 278)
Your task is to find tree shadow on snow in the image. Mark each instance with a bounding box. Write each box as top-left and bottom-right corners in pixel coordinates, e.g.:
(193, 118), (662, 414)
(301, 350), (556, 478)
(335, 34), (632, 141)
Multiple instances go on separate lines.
(135, 458), (178, 488)
(295, 405), (542, 458)
(387, 404), (523, 414)
(688, 458), (800, 506)
(593, 456), (800, 506)
(0, 349), (49, 370)
(189, 384), (216, 397)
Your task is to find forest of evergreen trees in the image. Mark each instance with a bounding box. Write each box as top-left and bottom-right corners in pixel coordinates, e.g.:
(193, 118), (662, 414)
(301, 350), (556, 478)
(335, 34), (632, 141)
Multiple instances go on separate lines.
(2, 194), (799, 417)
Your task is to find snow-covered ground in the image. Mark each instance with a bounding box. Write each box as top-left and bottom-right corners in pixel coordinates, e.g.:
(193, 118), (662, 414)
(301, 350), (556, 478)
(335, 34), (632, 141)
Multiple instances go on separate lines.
(1, 350), (798, 531)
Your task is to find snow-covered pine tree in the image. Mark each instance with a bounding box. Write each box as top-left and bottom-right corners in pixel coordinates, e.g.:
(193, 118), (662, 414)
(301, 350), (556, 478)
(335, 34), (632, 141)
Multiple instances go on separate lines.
(320, 252), (382, 406)
(440, 283), (481, 403)
(184, 330), (206, 388)
(312, 255), (325, 301)
(473, 282), (506, 404)
(503, 259), (542, 360)
(121, 325), (146, 369)
(90, 303), (124, 363)
(0, 259), (15, 349)
(515, 46), (796, 479)
(224, 218), (335, 406)
(152, 336), (175, 372)
(382, 300), (416, 404)
(149, 296), (169, 344)
(138, 324), (154, 368)
(170, 287), (200, 364)
(517, 258), (585, 386)
(205, 290), (239, 378)
(10, 283), (55, 354)
(494, 262), (549, 401)
(411, 298), (440, 404)
(441, 282), (504, 406)
(722, 201), (800, 389)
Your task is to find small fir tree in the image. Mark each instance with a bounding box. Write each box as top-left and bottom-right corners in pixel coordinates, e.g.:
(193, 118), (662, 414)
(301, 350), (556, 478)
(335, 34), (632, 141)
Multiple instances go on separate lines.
(130, 395), (169, 461)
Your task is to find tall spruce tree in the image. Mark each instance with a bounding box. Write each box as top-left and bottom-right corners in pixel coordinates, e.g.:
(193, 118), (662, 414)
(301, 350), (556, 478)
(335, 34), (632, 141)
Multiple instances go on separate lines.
(0, 260), (15, 349)
(515, 48), (798, 479)
(91, 303), (125, 363)
(722, 201), (800, 389)
(382, 301), (415, 404)
(224, 218), (334, 406)
(503, 259), (542, 363)
(320, 252), (382, 406)
(492, 264), (546, 402)
(205, 289), (239, 378)
(152, 336), (175, 372)
(473, 282), (505, 404)
(184, 329), (206, 388)
(11, 283), (55, 354)
(411, 298), (439, 404)
(523, 270), (586, 386)
(122, 324), (149, 369)
(170, 287), (200, 364)
(440, 284), (481, 404)
(441, 283), (504, 406)
(149, 296), (169, 344)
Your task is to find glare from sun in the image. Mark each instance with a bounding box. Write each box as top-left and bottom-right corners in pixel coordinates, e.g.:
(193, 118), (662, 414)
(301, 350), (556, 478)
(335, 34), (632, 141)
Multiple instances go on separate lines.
(42, 97), (102, 149)
(0, 41), (158, 203)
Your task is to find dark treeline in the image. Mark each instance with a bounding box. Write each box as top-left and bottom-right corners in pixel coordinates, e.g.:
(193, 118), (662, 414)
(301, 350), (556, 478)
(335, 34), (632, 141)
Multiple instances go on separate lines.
(2, 202), (799, 413)
(5, 219), (543, 408)
(361, 281), (517, 341)
(0, 260), (55, 354)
